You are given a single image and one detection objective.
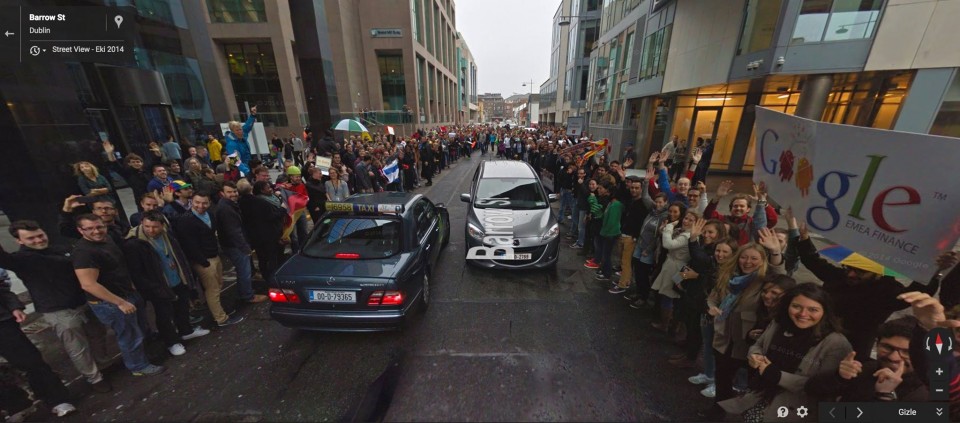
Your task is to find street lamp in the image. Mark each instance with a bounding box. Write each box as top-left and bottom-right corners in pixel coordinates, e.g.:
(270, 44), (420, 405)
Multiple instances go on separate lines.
(521, 79), (534, 126)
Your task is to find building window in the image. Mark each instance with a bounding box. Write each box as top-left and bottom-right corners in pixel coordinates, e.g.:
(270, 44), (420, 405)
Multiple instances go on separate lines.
(207, 0), (267, 23)
(377, 53), (407, 112)
(224, 42), (287, 126)
(931, 72), (960, 138)
(791, 0), (883, 45)
(737, 0), (783, 55)
(639, 24), (672, 80)
(412, 0), (421, 44)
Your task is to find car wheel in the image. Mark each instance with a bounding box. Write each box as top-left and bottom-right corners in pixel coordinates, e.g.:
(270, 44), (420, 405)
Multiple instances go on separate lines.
(442, 218), (450, 248)
(420, 271), (431, 311)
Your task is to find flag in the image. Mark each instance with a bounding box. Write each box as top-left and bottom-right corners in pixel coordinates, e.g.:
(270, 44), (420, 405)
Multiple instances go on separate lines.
(386, 126), (395, 135)
(581, 138), (610, 161)
(361, 131), (372, 142)
(383, 159), (399, 184)
(280, 189), (310, 240)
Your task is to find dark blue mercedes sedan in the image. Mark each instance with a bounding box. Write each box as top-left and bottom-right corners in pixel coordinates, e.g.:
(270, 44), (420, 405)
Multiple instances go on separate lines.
(269, 192), (450, 332)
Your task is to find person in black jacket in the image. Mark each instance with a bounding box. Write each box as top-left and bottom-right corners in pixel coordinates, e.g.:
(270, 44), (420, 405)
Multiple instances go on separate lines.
(215, 182), (267, 304)
(124, 212), (209, 355)
(797, 223), (941, 360)
(173, 193), (243, 327)
(0, 220), (111, 392)
(304, 168), (326, 224)
(609, 178), (651, 293)
(239, 181), (287, 287)
(0, 269), (77, 417)
(420, 144), (435, 186)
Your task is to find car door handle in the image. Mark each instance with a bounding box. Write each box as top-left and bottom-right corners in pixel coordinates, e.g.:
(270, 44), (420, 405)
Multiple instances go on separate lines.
(426, 244), (431, 251)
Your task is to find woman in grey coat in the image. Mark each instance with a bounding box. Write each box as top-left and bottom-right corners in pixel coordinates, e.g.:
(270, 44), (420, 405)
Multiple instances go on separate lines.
(720, 283), (852, 422)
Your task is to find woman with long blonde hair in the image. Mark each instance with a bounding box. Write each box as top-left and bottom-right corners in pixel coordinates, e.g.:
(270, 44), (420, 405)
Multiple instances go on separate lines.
(74, 161), (112, 203)
(699, 228), (784, 420)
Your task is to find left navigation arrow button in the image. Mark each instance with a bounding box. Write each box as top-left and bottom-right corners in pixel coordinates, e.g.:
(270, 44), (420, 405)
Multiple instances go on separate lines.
(4, 31), (14, 37)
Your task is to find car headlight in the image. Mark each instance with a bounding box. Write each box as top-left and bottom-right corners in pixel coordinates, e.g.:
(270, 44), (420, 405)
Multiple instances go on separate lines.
(541, 223), (559, 242)
(467, 223), (485, 241)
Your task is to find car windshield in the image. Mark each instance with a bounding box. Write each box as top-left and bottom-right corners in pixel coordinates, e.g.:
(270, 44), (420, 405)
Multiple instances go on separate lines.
(474, 178), (547, 210)
(302, 217), (401, 259)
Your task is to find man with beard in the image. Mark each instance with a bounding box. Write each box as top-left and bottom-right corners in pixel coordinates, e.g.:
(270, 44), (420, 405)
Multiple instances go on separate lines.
(215, 182), (267, 304)
(807, 317), (928, 402)
(1, 220), (112, 393)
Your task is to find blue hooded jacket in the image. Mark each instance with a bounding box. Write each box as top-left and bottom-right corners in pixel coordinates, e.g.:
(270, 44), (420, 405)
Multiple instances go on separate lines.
(224, 114), (256, 174)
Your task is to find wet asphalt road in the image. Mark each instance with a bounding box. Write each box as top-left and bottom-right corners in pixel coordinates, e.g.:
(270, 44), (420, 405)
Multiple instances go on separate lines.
(63, 151), (710, 422)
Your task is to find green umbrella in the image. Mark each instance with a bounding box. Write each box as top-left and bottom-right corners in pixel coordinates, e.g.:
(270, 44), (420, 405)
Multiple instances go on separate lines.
(331, 119), (369, 132)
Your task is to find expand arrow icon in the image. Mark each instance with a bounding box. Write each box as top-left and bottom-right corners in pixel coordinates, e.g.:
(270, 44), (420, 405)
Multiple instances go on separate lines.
(938, 408), (944, 416)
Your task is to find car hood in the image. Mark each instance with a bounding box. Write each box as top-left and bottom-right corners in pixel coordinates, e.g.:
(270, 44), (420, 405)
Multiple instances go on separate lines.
(468, 207), (554, 239)
(275, 252), (412, 280)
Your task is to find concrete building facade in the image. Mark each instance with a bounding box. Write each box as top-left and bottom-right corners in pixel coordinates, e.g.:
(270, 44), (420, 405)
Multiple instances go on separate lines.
(478, 93), (506, 122)
(539, 0), (572, 126)
(320, 0), (466, 130)
(458, 35), (480, 123)
(549, 0), (960, 174)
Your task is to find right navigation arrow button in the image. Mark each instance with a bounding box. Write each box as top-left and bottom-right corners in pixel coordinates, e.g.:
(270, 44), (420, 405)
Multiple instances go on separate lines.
(857, 407), (863, 418)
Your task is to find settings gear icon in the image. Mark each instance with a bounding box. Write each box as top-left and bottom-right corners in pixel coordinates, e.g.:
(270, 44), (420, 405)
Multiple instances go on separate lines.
(796, 406), (809, 419)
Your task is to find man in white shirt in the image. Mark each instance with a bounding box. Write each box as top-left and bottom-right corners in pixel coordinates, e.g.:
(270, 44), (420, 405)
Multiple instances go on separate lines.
(290, 132), (305, 167)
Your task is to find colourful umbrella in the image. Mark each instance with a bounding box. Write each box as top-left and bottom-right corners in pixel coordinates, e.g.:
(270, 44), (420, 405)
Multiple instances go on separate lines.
(331, 118), (369, 132)
(817, 244), (907, 278)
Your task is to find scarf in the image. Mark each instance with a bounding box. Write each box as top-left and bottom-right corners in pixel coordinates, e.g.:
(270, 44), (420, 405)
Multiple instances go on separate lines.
(192, 210), (212, 228)
(259, 193), (282, 208)
(716, 272), (755, 323)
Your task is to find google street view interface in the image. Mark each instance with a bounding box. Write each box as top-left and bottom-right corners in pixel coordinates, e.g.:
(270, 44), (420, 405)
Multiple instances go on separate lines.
(2, 1), (959, 422)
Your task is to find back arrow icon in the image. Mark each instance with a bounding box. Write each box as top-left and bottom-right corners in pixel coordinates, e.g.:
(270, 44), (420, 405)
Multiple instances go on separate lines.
(4, 31), (13, 37)
(829, 407), (836, 418)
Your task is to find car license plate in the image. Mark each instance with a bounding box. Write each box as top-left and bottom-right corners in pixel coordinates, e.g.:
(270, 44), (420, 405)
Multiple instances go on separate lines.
(309, 290), (356, 303)
(495, 252), (532, 260)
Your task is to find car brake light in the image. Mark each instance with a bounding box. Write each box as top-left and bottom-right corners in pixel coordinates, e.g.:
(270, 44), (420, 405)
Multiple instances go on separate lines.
(367, 290), (404, 306)
(335, 253), (360, 259)
(382, 291), (404, 305)
(268, 288), (300, 303)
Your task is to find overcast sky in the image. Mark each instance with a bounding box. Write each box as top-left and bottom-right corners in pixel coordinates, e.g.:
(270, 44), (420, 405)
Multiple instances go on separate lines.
(456, 0), (557, 98)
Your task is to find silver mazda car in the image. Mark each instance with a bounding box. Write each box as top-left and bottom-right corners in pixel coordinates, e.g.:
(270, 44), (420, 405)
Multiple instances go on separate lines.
(461, 160), (560, 270)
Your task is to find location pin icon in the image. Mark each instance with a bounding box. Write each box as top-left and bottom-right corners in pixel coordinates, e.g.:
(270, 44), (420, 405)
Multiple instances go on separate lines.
(114, 15), (123, 28)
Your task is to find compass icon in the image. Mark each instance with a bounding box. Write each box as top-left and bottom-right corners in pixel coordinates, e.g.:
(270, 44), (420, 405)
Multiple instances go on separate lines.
(926, 327), (955, 358)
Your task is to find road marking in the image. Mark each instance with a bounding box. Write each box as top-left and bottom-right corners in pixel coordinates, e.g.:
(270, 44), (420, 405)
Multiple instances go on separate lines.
(415, 351), (533, 357)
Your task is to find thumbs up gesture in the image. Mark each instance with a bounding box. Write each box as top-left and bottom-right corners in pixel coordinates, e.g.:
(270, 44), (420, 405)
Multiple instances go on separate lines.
(838, 351), (862, 380)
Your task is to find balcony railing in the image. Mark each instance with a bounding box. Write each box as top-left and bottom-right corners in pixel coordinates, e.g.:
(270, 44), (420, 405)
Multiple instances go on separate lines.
(340, 110), (416, 126)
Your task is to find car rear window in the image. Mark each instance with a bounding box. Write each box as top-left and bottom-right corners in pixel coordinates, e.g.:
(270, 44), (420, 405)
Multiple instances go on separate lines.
(475, 178), (547, 210)
(302, 217), (401, 259)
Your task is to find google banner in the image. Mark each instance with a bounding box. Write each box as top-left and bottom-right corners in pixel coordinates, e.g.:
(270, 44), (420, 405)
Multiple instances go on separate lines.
(753, 107), (960, 282)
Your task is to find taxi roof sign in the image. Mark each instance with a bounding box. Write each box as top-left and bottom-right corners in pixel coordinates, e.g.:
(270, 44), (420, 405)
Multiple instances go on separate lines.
(325, 202), (404, 214)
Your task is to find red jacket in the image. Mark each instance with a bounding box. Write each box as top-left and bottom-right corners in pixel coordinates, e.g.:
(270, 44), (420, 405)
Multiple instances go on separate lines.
(703, 200), (778, 246)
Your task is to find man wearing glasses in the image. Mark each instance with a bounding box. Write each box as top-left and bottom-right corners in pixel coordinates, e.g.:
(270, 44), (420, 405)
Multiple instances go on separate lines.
(72, 214), (165, 377)
(807, 317), (929, 402)
(58, 197), (128, 245)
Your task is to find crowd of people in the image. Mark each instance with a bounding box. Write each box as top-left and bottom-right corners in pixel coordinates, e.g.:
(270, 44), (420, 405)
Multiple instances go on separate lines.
(546, 134), (960, 421)
(1, 111), (959, 421)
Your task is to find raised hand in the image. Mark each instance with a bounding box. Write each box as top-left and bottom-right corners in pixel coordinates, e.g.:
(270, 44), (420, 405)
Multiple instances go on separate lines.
(696, 181), (707, 193)
(250, 105), (258, 115)
(648, 151), (660, 165)
(624, 157), (635, 168)
(716, 180), (734, 198)
(659, 150), (671, 164)
(103, 140), (115, 155)
(62, 195), (84, 213)
(690, 217), (707, 239)
(838, 351), (862, 380)
(692, 148), (703, 163)
(898, 292), (945, 331)
(756, 182), (768, 202)
(799, 222), (810, 241)
(161, 186), (175, 204)
(757, 227), (780, 252)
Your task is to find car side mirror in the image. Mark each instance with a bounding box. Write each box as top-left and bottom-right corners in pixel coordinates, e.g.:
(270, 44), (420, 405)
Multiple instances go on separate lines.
(460, 193), (471, 203)
(435, 202), (445, 208)
(548, 193), (559, 202)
